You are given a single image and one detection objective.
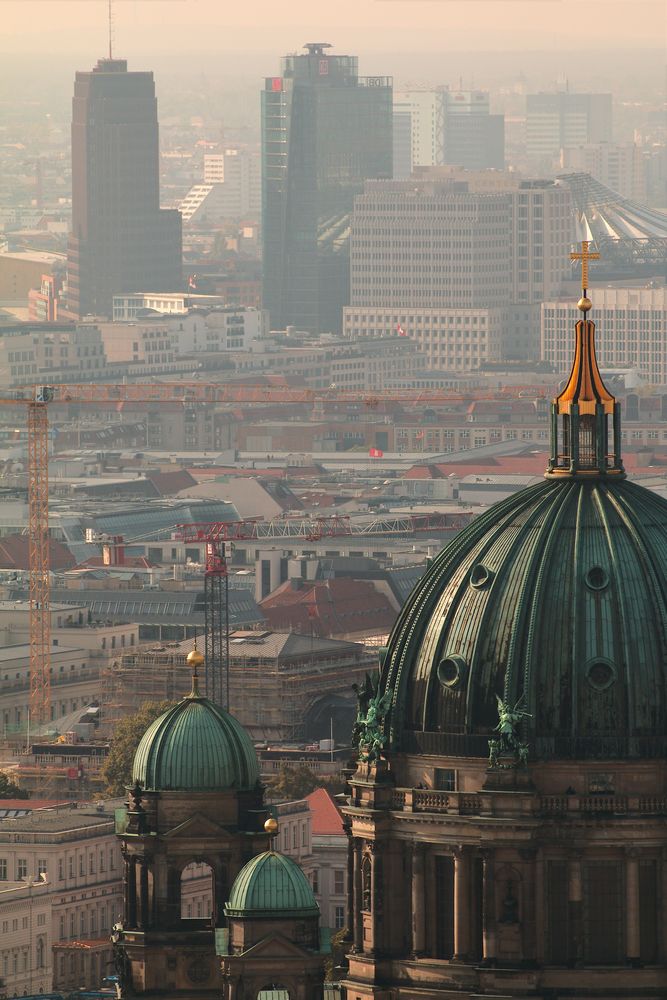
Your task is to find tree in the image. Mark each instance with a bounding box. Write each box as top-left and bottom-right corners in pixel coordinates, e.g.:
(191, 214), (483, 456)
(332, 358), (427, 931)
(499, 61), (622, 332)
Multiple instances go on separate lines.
(101, 701), (175, 798)
(264, 764), (344, 802)
(0, 772), (28, 799)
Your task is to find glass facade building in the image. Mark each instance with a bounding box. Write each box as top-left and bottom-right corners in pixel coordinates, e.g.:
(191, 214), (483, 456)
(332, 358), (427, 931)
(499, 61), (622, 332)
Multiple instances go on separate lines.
(262, 44), (392, 334)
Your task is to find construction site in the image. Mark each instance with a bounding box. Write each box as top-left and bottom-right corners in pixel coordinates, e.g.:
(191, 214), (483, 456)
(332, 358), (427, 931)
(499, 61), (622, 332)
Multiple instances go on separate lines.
(102, 631), (370, 743)
(101, 631), (374, 743)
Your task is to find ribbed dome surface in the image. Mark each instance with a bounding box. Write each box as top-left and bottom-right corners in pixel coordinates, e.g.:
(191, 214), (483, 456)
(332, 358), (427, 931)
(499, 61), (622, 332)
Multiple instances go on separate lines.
(225, 851), (319, 918)
(132, 693), (260, 791)
(381, 477), (667, 759)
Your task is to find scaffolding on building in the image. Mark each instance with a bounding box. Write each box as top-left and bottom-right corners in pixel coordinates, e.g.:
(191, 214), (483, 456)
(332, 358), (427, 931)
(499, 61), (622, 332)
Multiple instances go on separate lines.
(101, 636), (374, 743)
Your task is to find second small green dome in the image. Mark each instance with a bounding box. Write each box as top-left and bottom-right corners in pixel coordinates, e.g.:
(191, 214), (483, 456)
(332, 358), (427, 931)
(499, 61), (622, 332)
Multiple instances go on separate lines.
(226, 851), (319, 918)
(132, 692), (260, 792)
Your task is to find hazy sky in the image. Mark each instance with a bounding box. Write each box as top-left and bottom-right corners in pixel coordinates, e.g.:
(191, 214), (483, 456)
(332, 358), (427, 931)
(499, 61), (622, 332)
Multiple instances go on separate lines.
(2, 0), (665, 55)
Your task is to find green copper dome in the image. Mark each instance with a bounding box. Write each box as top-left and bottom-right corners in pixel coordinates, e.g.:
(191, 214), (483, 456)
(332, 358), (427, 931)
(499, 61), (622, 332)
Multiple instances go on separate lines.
(225, 851), (319, 918)
(132, 686), (260, 792)
(380, 477), (667, 760)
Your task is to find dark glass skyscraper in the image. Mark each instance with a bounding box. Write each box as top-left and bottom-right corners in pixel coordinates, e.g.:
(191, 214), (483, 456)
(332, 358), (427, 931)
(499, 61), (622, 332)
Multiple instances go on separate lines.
(262, 43), (392, 334)
(66, 58), (181, 319)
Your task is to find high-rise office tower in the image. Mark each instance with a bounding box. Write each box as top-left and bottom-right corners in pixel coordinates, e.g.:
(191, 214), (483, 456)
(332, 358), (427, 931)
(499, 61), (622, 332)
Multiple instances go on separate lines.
(344, 171), (573, 365)
(442, 90), (505, 169)
(66, 58), (182, 319)
(261, 43), (392, 334)
(526, 91), (613, 163)
(393, 89), (447, 177)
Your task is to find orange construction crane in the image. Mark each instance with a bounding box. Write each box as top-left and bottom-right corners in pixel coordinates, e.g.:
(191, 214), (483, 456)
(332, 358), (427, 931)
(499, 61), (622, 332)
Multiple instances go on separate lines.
(0, 380), (549, 722)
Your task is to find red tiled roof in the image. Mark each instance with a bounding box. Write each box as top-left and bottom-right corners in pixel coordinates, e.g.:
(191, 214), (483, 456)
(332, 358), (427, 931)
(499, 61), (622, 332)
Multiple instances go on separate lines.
(260, 578), (396, 637)
(306, 787), (344, 836)
(53, 938), (113, 951)
(468, 400), (537, 415)
(403, 464), (446, 480)
(0, 535), (75, 571)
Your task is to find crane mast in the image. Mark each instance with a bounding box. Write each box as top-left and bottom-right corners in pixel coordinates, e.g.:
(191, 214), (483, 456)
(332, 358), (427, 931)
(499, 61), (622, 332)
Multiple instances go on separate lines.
(0, 380), (545, 725)
(27, 395), (51, 724)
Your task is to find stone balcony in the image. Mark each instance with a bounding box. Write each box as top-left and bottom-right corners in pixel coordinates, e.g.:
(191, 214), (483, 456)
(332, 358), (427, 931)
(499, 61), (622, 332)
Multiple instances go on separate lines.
(390, 787), (667, 817)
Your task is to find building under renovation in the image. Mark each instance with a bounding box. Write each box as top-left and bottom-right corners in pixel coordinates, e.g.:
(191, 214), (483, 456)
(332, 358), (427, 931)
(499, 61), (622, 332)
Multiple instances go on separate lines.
(102, 631), (374, 742)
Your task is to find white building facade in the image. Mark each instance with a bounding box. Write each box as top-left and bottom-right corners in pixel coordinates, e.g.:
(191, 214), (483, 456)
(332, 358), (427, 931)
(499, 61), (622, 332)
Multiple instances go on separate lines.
(542, 287), (667, 383)
(0, 802), (123, 995)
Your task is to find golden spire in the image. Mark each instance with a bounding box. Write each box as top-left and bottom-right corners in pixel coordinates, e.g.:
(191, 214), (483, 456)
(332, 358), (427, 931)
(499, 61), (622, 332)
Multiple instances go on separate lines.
(570, 239), (600, 313)
(546, 244), (624, 480)
(186, 637), (205, 697)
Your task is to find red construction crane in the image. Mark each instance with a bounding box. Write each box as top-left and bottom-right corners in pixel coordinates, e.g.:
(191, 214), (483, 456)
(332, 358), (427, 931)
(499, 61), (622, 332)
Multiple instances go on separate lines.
(175, 511), (474, 705)
(0, 380), (547, 722)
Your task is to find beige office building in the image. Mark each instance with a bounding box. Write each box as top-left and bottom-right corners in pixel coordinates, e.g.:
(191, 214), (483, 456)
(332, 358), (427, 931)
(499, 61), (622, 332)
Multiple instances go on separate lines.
(542, 287), (667, 383)
(344, 172), (573, 366)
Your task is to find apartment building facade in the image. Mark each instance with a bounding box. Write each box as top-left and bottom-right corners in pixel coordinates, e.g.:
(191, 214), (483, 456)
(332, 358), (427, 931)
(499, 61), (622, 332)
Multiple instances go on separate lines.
(0, 802), (123, 994)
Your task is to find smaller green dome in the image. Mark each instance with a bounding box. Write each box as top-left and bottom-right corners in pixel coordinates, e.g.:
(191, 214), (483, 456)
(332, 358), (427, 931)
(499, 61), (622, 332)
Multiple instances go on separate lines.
(226, 852), (319, 918)
(132, 690), (259, 792)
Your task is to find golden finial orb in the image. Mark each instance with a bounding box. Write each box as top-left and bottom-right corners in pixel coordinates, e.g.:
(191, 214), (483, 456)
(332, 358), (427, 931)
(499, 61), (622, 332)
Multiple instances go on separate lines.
(264, 817), (279, 837)
(186, 638), (205, 672)
(577, 296), (592, 313)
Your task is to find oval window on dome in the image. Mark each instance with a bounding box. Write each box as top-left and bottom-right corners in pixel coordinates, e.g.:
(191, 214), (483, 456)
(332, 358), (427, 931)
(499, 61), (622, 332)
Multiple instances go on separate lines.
(585, 566), (609, 591)
(470, 564), (494, 589)
(586, 658), (616, 691)
(437, 654), (467, 690)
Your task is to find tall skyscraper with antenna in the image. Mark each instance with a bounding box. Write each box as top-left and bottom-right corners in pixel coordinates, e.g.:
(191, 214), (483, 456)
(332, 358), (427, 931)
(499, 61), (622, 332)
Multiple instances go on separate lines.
(65, 56), (181, 319)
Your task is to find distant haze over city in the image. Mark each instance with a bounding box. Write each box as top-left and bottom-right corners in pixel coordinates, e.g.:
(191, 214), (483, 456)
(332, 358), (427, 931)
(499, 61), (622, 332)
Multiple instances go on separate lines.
(2, 0), (665, 53)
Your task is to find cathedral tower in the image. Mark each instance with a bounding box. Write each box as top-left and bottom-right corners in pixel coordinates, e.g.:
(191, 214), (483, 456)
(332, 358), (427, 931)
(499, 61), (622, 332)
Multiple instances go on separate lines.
(114, 646), (267, 999)
(113, 647), (328, 1000)
(343, 249), (667, 998)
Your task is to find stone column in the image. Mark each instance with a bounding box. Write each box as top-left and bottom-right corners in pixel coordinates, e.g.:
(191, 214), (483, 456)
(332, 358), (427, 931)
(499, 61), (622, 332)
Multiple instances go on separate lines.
(482, 850), (496, 964)
(126, 857), (137, 928)
(661, 848), (667, 963)
(454, 847), (471, 960)
(138, 859), (149, 930)
(344, 820), (354, 943)
(567, 855), (583, 966)
(411, 843), (426, 956)
(519, 847), (537, 962)
(534, 849), (545, 963)
(353, 840), (363, 952)
(369, 842), (383, 956)
(626, 849), (640, 965)
(424, 848), (436, 958)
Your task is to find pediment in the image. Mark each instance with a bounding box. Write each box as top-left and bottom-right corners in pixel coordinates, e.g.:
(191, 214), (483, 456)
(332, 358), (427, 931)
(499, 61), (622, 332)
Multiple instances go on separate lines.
(237, 932), (316, 960)
(163, 812), (229, 841)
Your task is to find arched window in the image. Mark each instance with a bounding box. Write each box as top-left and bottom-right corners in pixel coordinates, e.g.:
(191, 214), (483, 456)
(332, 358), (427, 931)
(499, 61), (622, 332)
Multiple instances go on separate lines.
(35, 937), (45, 969)
(362, 855), (372, 912)
(181, 861), (214, 920)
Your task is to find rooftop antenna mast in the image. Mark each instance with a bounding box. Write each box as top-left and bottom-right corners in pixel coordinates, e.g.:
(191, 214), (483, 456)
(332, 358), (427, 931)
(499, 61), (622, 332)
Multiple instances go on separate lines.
(108, 0), (114, 60)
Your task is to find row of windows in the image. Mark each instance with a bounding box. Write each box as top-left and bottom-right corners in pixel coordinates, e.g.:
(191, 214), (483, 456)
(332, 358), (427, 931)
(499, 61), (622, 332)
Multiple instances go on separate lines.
(1, 939), (47, 976)
(58, 901), (115, 939)
(0, 848), (117, 882)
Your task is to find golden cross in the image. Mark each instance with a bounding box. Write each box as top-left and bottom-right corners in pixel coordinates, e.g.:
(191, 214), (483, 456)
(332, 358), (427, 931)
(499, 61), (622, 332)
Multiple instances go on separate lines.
(570, 240), (600, 293)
